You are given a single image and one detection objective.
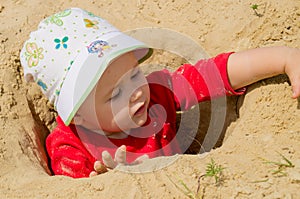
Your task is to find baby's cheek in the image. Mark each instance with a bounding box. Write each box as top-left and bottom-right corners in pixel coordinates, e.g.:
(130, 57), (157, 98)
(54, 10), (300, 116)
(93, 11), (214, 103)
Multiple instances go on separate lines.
(98, 118), (116, 132)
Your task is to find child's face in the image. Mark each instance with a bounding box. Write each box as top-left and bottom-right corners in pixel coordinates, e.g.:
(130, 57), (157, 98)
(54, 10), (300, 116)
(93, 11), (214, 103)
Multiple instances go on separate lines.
(76, 52), (150, 134)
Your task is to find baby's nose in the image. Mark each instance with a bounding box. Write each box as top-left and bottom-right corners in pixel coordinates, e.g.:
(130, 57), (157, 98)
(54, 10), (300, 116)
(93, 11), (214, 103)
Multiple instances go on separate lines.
(130, 88), (143, 103)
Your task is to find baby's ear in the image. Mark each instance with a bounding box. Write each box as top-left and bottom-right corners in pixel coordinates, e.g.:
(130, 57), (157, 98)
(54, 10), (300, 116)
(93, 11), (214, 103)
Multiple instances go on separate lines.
(71, 114), (84, 125)
(25, 74), (35, 82)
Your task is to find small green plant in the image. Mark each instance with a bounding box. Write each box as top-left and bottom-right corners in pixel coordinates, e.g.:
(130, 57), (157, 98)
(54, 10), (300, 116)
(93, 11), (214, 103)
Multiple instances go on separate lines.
(261, 152), (294, 177)
(250, 4), (263, 17)
(167, 176), (202, 199)
(251, 4), (259, 10)
(167, 159), (225, 198)
(205, 158), (225, 184)
(179, 179), (201, 199)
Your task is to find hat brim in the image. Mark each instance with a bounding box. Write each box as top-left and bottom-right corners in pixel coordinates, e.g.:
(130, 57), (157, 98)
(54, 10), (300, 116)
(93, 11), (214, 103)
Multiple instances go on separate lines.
(56, 33), (152, 125)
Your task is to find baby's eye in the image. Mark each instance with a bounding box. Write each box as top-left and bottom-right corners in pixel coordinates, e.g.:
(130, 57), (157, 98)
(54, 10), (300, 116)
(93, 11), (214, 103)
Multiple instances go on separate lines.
(131, 68), (141, 79)
(110, 87), (121, 100)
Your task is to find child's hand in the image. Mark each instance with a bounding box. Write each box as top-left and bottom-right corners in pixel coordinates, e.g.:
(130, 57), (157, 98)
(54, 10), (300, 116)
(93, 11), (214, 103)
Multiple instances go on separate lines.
(89, 145), (149, 177)
(102, 145), (149, 169)
(284, 47), (300, 99)
(228, 46), (300, 98)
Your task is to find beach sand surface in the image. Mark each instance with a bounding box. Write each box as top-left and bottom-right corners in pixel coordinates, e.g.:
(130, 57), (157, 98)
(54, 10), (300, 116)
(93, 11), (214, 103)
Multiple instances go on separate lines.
(0, 0), (299, 198)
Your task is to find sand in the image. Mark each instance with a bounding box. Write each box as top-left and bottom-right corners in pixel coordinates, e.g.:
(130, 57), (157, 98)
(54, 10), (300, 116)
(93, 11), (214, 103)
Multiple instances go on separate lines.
(0, 0), (300, 198)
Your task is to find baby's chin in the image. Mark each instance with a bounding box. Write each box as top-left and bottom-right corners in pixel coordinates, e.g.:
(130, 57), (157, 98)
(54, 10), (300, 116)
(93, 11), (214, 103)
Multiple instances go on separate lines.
(135, 118), (147, 127)
(123, 119), (146, 131)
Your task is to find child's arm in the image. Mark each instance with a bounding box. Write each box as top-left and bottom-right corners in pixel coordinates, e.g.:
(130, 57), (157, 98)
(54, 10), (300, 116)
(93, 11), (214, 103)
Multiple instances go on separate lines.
(156, 52), (246, 111)
(227, 46), (300, 98)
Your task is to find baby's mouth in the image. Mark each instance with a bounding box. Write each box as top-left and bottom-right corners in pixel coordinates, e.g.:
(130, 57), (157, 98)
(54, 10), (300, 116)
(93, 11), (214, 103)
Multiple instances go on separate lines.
(133, 101), (147, 116)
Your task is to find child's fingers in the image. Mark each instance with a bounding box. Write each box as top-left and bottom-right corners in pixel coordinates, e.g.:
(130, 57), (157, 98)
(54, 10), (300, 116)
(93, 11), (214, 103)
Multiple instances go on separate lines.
(89, 171), (98, 177)
(102, 150), (117, 169)
(292, 85), (300, 99)
(286, 48), (300, 99)
(94, 161), (107, 174)
(131, 154), (149, 165)
(288, 72), (300, 99)
(114, 145), (126, 165)
(291, 77), (300, 99)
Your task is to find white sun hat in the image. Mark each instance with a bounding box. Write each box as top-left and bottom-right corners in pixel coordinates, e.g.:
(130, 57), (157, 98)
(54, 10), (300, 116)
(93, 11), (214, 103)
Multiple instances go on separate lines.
(20, 8), (152, 125)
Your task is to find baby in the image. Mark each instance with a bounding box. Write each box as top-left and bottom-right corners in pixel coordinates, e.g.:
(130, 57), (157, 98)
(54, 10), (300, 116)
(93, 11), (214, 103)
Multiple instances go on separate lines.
(20, 8), (300, 178)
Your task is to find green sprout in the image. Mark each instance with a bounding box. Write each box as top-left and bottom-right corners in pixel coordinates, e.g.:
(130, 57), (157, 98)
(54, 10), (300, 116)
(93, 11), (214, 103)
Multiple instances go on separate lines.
(178, 179), (201, 199)
(167, 176), (202, 199)
(250, 4), (263, 17)
(205, 158), (225, 184)
(261, 152), (294, 177)
(251, 4), (259, 10)
(167, 159), (225, 198)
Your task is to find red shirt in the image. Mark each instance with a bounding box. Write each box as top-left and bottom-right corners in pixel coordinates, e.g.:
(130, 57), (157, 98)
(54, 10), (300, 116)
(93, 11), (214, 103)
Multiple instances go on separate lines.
(46, 52), (245, 178)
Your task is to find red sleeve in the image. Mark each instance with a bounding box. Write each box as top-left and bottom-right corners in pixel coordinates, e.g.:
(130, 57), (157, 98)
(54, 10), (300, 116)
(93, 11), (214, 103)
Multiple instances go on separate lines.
(46, 117), (96, 178)
(169, 52), (245, 110)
